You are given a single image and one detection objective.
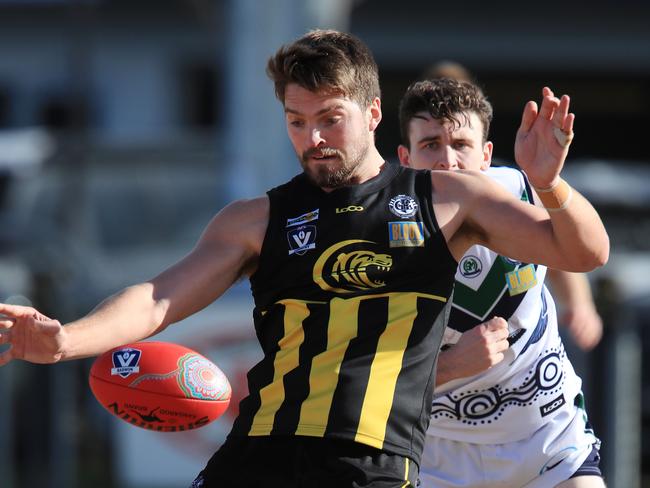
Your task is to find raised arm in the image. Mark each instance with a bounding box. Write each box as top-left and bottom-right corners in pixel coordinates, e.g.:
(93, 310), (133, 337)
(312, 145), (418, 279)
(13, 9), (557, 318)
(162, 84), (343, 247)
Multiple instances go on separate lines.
(434, 88), (609, 271)
(0, 196), (269, 365)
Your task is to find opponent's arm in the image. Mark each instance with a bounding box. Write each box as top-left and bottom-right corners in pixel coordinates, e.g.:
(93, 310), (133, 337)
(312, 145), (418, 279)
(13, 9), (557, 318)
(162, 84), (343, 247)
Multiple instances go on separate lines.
(546, 269), (603, 351)
(0, 196), (269, 365)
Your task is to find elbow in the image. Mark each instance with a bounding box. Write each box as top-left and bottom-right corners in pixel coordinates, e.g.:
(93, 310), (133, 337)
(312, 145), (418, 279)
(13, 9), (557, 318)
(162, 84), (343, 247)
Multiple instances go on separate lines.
(573, 235), (610, 272)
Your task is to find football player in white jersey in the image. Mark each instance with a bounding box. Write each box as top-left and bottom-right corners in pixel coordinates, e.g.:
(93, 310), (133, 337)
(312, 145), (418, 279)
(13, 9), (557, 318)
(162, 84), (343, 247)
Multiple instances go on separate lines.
(398, 78), (605, 488)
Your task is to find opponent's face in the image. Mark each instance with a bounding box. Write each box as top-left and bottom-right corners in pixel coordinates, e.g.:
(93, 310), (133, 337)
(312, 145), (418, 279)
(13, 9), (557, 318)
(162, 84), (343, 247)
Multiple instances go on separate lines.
(398, 111), (492, 172)
(284, 83), (381, 189)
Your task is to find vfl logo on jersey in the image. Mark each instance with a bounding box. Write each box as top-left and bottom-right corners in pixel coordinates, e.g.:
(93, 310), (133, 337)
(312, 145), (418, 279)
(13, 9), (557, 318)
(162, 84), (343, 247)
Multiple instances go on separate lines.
(313, 240), (392, 293)
(336, 205), (364, 214)
(388, 195), (418, 219)
(111, 348), (141, 378)
(287, 225), (316, 255)
(459, 255), (483, 278)
(388, 221), (424, 247)
(506, 263), (538, 296)
(286, 208), (319, 228)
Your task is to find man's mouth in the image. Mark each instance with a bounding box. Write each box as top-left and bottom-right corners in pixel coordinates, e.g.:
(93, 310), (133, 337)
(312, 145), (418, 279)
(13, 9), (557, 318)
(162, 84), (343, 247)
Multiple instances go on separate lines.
(306, 148), (340, 161)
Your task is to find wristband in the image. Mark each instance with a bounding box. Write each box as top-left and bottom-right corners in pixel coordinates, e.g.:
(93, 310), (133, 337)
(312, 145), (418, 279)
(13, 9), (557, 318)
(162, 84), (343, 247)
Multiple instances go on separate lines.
(533, 178), (573, 211)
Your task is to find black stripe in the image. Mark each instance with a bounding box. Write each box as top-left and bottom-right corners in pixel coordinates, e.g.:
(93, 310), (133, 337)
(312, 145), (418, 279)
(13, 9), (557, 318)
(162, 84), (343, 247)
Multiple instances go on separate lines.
(385, 297), (449, 455)
(324, 296), (388, 437)
(231, 304), (287, 435)
(272, 303), (329, 434)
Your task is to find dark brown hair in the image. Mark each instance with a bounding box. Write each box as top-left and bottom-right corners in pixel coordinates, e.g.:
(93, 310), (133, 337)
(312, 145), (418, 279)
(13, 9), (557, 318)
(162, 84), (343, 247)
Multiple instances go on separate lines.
(398, 78), (493, 148)
(266, 29), (380, 109)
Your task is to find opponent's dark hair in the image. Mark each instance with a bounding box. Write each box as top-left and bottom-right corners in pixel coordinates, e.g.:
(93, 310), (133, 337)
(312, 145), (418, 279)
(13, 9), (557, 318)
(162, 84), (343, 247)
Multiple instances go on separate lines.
(398, 78), (493, 147)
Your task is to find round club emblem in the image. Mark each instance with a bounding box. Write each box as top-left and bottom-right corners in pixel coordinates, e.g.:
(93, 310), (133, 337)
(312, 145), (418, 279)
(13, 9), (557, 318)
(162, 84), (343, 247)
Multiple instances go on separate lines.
(388, 195), (418, 219)
(459, 255), (483, 278)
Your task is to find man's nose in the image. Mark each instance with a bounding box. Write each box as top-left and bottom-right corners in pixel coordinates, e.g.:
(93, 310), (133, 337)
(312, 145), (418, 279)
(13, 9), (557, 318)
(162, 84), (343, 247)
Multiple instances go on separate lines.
(435, 147), (457, 170)
(309, 128), (324, 147)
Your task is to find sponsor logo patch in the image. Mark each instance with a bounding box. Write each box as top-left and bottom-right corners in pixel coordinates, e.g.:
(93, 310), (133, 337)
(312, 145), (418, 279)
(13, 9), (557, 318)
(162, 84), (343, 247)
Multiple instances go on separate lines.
(336, 205), (364, 214)
(287, 225), (317, 255)
(111, 348), (142, 378)
(540, 394), (566, 417)
(388, 195), (418, 219)
(459, 255), (483, 278)
(506, 263), (538, 296)
(286, 208), (319, 228)
(388, 221), (424, 247)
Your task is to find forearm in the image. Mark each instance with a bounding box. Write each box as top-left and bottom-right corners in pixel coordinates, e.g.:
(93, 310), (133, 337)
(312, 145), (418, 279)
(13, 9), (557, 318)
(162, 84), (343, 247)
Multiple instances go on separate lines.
(546, 268), (594, 307)
(435, 349), (460, 387)
(543, 186), (609, 271)
(60, 282), (169, 360)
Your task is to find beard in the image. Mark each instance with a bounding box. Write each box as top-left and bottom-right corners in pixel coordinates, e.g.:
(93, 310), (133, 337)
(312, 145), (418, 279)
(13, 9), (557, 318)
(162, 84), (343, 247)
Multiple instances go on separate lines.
(299, 140), (370, 189)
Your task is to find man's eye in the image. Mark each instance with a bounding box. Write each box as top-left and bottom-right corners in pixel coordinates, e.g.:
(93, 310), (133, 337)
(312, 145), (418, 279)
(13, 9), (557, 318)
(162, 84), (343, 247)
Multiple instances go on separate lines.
(289, 120), (304, 128)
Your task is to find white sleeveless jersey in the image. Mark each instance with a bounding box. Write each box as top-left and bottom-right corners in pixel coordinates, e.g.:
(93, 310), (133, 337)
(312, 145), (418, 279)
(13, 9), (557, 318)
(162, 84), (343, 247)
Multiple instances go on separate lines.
(427, 166), (583, 444)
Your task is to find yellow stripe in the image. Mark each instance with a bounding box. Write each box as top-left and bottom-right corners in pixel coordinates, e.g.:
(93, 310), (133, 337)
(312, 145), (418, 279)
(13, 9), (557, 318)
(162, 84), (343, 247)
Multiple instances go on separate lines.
(297, 296), (360, 435)
(355, 293), (418, 448)
(400, 457), (411, 487)
(250, 299), (309, 435)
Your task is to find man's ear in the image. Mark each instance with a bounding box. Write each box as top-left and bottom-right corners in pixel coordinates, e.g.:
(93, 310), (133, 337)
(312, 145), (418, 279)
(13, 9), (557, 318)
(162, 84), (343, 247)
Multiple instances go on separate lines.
(398, 144), (411, 166)
(368, 97), (382, 132)
(481, 141), (494, 170)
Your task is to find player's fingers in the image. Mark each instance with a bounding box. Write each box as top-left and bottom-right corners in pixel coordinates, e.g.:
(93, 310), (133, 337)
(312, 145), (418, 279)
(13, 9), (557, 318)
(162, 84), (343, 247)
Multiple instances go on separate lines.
(552, 94), (570, 127)
(485, 316), (508, 330)
(0, 318), (14, 329)
(492, 351), (505, 366)
(519, 101), (538, 133)
(538, 92), (559, 121)
(0, 344), (13, 366)
(0, 303), (32, 318)
(562, 113), (575, 134)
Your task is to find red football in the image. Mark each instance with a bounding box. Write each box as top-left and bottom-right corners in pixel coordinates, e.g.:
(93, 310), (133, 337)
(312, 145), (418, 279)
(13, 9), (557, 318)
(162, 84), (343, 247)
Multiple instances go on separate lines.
(89, 341), (231, 432)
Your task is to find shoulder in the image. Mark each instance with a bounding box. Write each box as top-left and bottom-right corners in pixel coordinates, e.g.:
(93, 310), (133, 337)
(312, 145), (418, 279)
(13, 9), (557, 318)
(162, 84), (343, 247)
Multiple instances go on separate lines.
(215, 196), (269, 224)
(201, 196), (269, 255)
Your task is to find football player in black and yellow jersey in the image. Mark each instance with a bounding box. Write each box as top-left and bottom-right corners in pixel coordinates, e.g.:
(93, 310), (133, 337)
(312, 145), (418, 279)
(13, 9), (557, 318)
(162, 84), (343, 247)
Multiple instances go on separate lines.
(0, 30), (608, 487)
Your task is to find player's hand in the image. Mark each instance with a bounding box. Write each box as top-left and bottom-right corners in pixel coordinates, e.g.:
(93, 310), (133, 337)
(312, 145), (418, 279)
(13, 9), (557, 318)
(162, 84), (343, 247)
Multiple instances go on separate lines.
(561, 304), (603, 351)
(0, 303), (65, 365)
(436, 317), (510, 386)
(514, 87), (574, 189)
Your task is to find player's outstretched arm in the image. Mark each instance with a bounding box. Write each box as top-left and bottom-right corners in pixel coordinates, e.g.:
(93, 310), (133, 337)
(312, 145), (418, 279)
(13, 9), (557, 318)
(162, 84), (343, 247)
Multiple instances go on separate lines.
(508, 87), (609, 270)
(435, 317), (509, 387)
(0, 196), (269, 365)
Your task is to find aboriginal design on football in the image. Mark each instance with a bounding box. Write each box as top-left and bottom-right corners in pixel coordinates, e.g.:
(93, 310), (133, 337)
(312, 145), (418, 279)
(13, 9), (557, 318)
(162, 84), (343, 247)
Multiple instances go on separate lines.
(178, 354), (231, 401)
(313, 240), (392, 293)
(430, 347), (566, 425)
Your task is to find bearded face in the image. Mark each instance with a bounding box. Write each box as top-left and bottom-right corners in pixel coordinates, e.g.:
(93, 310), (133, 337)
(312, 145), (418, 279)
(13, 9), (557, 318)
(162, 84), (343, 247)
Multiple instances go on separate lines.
(283, 84), (377, 190)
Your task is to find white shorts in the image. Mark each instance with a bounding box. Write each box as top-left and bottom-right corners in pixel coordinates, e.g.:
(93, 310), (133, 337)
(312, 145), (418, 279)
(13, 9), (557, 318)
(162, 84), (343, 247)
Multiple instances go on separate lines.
(419, 402), (600, 488)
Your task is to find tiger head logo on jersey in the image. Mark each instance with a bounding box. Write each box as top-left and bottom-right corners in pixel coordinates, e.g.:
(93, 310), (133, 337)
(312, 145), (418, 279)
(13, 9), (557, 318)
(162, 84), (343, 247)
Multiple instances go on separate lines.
(313, 240), (393, 293)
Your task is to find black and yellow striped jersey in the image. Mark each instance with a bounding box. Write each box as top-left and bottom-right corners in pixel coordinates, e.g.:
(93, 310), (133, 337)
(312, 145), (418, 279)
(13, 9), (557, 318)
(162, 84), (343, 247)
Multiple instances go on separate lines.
(230, 162), (457, 463)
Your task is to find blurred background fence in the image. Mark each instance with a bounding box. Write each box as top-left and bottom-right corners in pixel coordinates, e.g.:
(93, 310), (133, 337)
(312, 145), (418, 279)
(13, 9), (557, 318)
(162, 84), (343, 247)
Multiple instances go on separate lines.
(0, 1), (649, 487)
